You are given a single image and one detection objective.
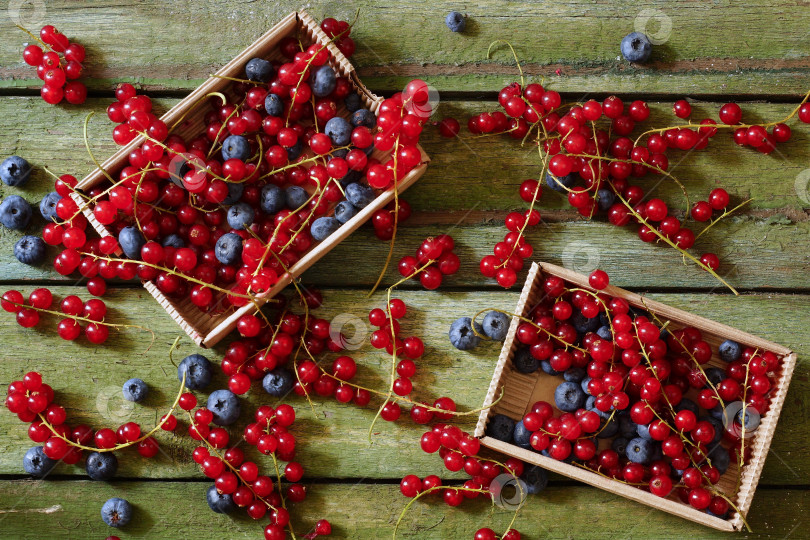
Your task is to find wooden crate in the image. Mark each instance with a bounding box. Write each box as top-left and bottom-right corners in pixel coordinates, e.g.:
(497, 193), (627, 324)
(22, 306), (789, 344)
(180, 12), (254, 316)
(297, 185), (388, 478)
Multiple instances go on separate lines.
(71, 10), (429, 347)
(474, 262), (796, 532)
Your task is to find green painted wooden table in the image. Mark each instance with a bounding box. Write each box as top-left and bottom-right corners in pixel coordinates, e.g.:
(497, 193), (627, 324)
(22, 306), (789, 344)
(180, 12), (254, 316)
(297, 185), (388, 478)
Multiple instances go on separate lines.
(0, 1), (808, 538)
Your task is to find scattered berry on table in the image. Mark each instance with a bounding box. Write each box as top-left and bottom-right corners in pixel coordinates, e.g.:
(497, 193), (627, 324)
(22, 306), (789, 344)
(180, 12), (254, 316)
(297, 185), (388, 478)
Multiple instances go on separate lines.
(0, 156), (32, 187)
(620, 32), (652, 62)
(100, 497), (132, 528)
(448, 317), (482, 350)
(121, 378), (148, 402)
(207, 389), (240, 426)
(23, 446), (56, 477)
(13, 236), (46, 265)
(85, 451), (118, 480)
(445, 11), (466, 32)
(177, 354), (213, 390)
(0, 195), (33, 230)
(482, 311), (511, 341)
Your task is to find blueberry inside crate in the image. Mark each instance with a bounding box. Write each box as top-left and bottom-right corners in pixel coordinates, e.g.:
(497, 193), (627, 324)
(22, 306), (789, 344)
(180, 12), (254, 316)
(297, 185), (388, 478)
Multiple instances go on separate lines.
(474, 262), (796, 532)
(72, 11), (428, 347)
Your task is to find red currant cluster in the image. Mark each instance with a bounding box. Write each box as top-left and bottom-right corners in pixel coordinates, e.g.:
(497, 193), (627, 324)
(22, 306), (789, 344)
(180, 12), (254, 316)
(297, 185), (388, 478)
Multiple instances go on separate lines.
(1, 288), (110, 343)
(371, 199), (412, 240)
(318, 17), (355, 57)
(187, 399), (330, 539)
(456, 71), (810, 290)
(397, 234), (460, 289)
(367, 299), (424, 411)
(499, 269), (782, 515)
(6, 371), (162, 467)
(106, 83), (167, 146)
(223, 308), (342, 395)
(480, 180), (541, 288)
(399, 423), (523, 538)
(20, 24), (87, 105)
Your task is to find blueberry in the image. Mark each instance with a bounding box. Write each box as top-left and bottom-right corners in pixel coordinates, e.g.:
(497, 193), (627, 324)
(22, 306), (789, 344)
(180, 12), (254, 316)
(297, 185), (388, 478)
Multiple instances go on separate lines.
(0, 195), (32, 230)
(101, 497), (132, 528)
(177, 354), (213, 390)
(572, 312), (600, 333)
(0, 156), (32, 187)
(260, 184), (285, 215)
(563, 367), (586, 383)
(206, 484), (236, 514)
(161, 234), (185, 248)
(626, 437), (653, 464)
(512, 420), (532, 449)
(612, 436), (629, 456)
(597, 417), (619, 438)
(589, 403), (611, 421)
(23, 446), (56, 477)
(618, 413), (638, 438)
(221, 135), (251, 161)
(14, 235), (45, 265)
(703, 366), (725, 387)
(325, 117), (352, 146)
(539, 359), (562, 376)
(222, 182), (244, 205)
(309, 65), (336, 97)
(345, 182), (375, 208)
(214, 232), (243, 265)
(709, 404), (724, 421)
(676, 398), (699, 416)
(332, 148), (349, 159)
(285, 186), (308, 210)
(39, 192), (61, 222)
(636, 423), (652, 440)
(118, 226), (145, 260)
(262, 368), (294, 397)
(581, 377), (592, 395)
(344, 93), (362, 112)
(545, 172), (575, 192)
(482, 311), (510, 341)
(554, 381), (586, 412)
(520, 465), (549, 494)
(334, 200), (358, 224)
(449, 317), (482, 350)
(311, 216), (340, 241)
(350, 109), (376, 129)
(719, 339), (742, 362)
(596, 325), (612, 341)
(286, 139), (304, 161)
(445, 11), (466, 32)
(485, 414), (515, 442)
(596, 188), (615, 211)
(227, 202), (254, 230)
(734, 407), (760, 432)
(621, 32), (653, 63)
(264, 93), (284, 117)
(245, 57), (274, 82)
(707, 443), (730, 474)
(122, 378), (148, 402)
(85, 451), (118, 480)
(207, 389), (240, 426)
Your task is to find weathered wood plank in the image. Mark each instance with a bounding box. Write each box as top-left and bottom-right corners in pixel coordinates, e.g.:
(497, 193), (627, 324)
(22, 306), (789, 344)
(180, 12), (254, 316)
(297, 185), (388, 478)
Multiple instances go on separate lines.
(0, 288), (806, 485)
(0, 480), (804, 539)
(1, 218), (808, 291)
(0, 1), (808, 95)
(2, 98), (807, 212)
